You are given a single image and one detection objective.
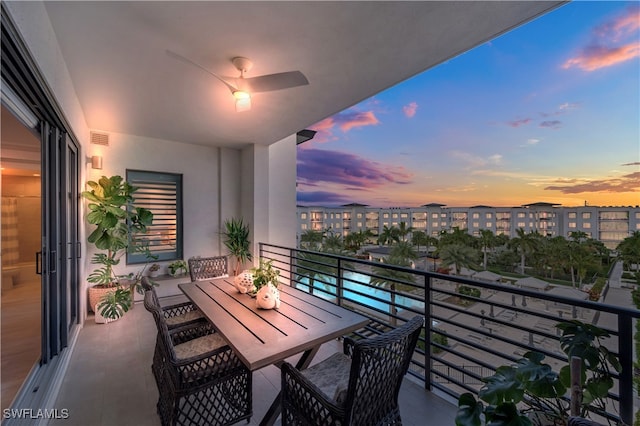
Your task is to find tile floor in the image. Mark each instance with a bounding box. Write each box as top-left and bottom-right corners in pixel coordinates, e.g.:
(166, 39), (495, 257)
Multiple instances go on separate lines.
(51, 295), (457, 426)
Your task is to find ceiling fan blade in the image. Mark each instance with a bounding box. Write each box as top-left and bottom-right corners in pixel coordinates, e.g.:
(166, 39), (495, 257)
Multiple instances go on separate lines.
(244, 71), (309, 93)
(166, 49), (237, 93)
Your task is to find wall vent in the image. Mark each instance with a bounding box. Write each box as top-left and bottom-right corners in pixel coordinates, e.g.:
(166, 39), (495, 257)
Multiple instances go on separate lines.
(90, 131), (109, 146)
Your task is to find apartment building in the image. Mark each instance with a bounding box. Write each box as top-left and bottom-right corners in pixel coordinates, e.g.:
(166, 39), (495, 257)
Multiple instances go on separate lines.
(297, 202), (640, 249)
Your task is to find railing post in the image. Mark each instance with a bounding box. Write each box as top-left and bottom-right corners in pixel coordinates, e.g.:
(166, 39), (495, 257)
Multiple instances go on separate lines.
(618, 313), (633, 426)
(425, 274), (432, 392)
(337, 257), (343, 307)
(289, 247), (294, 288)
(259, 242), (263, 261)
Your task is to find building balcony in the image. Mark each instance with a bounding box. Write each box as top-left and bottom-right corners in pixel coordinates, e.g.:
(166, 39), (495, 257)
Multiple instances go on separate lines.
(37, 242), (639, 426)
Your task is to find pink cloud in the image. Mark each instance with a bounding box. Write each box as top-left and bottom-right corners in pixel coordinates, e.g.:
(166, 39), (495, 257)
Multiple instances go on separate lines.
(563, 42), (640, 71)
(544, 171), (640, 194)
(297, 148), (413, 189)
(506, 118), (532, 128)
(337, 111), (380, 131)
(403, 102), (418, 118)
(563, 6), (640, 71)
(308, 110), (380, 144)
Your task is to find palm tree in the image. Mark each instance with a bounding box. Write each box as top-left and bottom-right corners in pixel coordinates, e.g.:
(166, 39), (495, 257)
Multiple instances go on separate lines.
(439, 226), (474, 248)
(322, 230), (344, 253)
(377, 225), (399, 246)
(411, 230), (429, 253)
(509, 228), (541, 274)
(295, 250), (337, 295)
(438, 244), (479, 276)
(617, 231), (640, 274)
(397, 221), (414, 242)
(477, 229), (496, 270)
(299, 229), (324, 250)
(370, 245), (417, 325)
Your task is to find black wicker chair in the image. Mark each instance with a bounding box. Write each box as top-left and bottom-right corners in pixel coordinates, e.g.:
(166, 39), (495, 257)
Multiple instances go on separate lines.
(188, 256), (228, 281)
(141, 277), (204, 329)
(143, 290), (252, 426)
(281, 315), (424, 426)
(141, 277), (208, 391)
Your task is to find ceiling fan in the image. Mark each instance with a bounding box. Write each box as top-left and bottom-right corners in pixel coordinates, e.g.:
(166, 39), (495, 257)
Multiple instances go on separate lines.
(166, 50), (309, 112)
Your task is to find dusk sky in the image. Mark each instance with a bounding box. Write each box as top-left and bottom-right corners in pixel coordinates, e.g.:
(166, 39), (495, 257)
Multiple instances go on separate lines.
(296, 2), (640, 208)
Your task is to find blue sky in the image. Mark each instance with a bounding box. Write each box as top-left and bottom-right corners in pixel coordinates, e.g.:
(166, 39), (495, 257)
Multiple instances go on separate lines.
(297, 1), (640, 208)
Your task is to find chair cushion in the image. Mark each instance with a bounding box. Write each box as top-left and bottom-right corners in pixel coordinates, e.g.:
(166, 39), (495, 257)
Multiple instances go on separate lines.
(165, 310), (203, 326)
(173, 333), (227, 360)
(301, 352), (351, 406)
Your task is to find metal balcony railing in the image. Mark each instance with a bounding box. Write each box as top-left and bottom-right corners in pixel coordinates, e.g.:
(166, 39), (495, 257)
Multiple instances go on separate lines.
(259, 242), (639, 425)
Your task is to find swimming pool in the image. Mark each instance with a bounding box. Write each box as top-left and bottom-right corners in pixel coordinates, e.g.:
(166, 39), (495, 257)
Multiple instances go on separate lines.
(296, 270), (425, 314)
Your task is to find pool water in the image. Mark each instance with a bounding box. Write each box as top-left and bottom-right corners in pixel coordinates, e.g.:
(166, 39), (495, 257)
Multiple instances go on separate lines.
(297, 270), (425, 313)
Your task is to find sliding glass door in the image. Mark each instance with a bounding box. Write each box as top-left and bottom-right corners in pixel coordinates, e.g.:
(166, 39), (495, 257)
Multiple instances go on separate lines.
(1, 5), (81, 409)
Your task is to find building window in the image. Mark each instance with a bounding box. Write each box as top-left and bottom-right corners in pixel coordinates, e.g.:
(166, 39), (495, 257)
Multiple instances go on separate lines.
(400, 213), (408, 219)
(392, 213), (398, 219)
(472, 222), (479, 228)
(517, 212), (525, 218)
(517, 222), (526, 228)
(441, 222), (447, 227)
(336, 213), (341, 219)
(432, 213), (439, 219)
(472, 213), (479, 219)
(582, 212), (591, 219)
(486, 213), (492, 219)
(569, 222), (577, 228)
(486, 222), (492, 228)
(583, 222), (591, 229)
(383, 213), (389, 219)
(127, 170), (183, 263)
(301, 223), (308, 230)
(300, 212), (307, 219)
(357, 222), (363, 228)
(568, 212), (576, 219)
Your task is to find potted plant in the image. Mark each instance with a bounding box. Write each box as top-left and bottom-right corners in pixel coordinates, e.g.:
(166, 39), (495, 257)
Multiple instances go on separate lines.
(168, 260), (188, 277)
(148, 263), (161, 277)
(83, 175), (153, 321)
(221, 217), (252, 276)
(251, 259), (280, 292)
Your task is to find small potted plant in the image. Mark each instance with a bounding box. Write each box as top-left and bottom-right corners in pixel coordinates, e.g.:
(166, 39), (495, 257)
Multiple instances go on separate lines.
(148, 263), (161, 278)
(168, 260), (188, 277)
(251, 259), (280, 292)
(251, 259), (281, 309)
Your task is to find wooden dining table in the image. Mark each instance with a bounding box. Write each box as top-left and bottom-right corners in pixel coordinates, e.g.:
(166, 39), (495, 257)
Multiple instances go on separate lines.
(179, 278), (369, 426)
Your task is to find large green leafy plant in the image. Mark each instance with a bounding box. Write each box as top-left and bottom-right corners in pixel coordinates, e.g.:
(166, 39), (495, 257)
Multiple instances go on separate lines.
(222, 217), (252, 276)
(83, 175), (154, 319)
(456, 320), (621, 426)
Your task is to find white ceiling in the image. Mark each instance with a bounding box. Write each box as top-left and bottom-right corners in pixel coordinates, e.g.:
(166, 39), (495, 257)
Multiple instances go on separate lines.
(42, 1), (565, 148)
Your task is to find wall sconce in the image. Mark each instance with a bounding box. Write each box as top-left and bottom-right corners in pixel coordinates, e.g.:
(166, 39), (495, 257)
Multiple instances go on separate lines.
(90, 155), (103, 170)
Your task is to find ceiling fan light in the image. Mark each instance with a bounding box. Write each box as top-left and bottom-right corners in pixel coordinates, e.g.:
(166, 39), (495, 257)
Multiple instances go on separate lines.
(235, 95), (252, 112)
(233, 90), (251, 100)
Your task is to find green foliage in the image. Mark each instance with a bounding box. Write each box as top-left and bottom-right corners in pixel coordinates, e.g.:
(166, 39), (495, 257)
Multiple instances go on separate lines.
(251, 259), (280, 291)
(458, 286), (481, 298)
(96, 288), (132, 320)
(168, 260), (188, 275)
(456, 320), (620, 425)
(82, 175), (154, 320)
(222, 217), (252, 276)
(431, 332), (448, 354)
